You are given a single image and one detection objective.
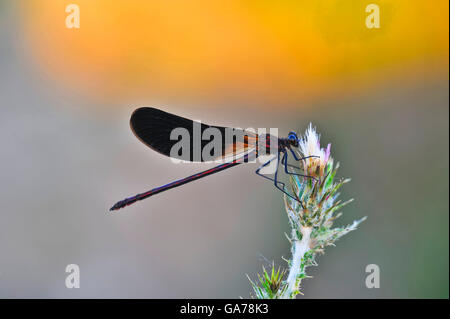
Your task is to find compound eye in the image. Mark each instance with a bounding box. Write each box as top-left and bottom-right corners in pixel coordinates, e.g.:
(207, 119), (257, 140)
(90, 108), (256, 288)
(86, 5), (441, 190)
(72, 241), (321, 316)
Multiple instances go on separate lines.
(288, 131), (297, 141)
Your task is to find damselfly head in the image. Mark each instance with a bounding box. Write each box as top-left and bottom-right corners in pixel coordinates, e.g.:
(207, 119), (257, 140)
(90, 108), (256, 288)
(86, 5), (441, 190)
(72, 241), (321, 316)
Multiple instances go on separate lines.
(288, 131), (298, 141)
(288, 131), (299, 146)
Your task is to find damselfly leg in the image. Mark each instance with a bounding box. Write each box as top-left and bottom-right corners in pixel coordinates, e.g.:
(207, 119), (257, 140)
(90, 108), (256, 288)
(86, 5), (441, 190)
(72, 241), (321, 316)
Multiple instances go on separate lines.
(283, 149), (319, 181)
(255, 152), (287, 192)
(255, 150), (305, 208)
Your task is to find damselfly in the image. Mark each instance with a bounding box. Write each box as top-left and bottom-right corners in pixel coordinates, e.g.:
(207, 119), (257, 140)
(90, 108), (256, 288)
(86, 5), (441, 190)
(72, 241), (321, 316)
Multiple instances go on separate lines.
(110, 107), (318, 211)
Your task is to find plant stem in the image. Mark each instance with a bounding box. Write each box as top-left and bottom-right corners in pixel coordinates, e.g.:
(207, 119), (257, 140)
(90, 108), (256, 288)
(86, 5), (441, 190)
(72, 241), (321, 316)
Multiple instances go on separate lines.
(283, 226), (312, 298)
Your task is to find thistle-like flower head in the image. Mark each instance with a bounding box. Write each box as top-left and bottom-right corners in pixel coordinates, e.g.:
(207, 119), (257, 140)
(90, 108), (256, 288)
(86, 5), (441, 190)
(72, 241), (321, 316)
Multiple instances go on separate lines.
(249, 124), (365, 299)
(298, 123), (331, 179)
(285, 123), (359, 230)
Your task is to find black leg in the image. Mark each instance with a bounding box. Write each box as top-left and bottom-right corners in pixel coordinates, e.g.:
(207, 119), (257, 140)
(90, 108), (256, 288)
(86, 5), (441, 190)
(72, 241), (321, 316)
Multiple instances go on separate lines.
(288, 147), (320, 162)
(255, 154), (278, 182)
(255, 151), (307, 209)
(273, 152), (287, 193)
(283, 150), (319, 182)
(287, 148), (321, 172)
(255, 152), (287, 191)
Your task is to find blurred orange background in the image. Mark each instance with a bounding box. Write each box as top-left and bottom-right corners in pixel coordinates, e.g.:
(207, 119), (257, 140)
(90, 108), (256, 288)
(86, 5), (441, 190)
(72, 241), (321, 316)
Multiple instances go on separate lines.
(22, 0), (448, 106)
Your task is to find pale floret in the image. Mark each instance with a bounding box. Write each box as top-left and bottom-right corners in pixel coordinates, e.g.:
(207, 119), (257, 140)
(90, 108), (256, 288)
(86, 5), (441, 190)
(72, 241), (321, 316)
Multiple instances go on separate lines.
(298, 123), (331, 178)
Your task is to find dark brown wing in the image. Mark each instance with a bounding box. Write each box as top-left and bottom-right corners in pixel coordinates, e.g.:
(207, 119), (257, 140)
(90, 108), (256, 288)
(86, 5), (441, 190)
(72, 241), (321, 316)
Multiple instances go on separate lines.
(130, 107), (257, 162)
